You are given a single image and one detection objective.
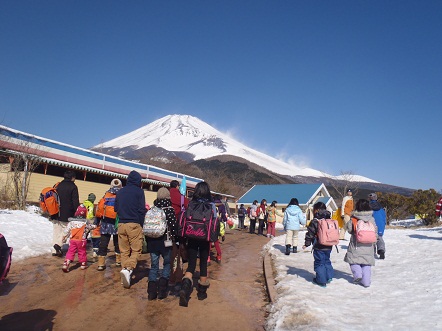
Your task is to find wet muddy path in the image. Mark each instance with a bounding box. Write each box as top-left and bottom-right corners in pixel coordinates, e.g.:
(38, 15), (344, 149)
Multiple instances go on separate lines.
(0, 229), (270, 331)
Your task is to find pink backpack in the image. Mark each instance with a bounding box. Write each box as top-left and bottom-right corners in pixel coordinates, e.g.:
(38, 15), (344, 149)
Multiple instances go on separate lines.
(352, 217), (377, 244)
(317, 218), (340, 246)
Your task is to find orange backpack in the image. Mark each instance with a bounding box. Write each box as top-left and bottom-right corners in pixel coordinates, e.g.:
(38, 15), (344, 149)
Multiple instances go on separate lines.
(95, 192), (117, 219)
(39, 183), (60, 218)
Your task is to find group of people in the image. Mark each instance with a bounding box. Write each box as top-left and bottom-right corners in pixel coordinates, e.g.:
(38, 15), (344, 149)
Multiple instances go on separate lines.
(242, 199), (283, 238)
(302, 190), (387, 288)
(48, 170), (226, 307)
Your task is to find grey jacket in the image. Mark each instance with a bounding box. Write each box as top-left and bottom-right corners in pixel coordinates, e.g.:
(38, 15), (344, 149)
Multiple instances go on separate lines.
(344, 210), (377, 266)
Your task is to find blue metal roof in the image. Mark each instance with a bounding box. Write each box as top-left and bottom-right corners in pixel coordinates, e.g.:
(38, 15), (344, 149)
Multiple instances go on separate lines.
(238, 184), (323, 206)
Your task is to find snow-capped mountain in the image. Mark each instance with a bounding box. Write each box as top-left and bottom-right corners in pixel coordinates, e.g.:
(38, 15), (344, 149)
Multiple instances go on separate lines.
(94, 114), (377, 183)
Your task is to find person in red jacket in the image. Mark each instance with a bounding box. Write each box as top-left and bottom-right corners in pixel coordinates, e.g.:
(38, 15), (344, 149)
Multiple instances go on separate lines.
(168, 180), (189, 291)
(436, 197), (442, 219)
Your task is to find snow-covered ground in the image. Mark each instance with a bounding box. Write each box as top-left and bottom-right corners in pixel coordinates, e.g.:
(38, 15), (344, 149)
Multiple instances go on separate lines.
(1, 208), (441, 330)
(264, 221), (442, 331)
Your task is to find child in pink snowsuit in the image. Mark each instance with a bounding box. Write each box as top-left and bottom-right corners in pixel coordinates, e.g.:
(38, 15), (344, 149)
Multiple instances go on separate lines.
(62, 205), (95, 272)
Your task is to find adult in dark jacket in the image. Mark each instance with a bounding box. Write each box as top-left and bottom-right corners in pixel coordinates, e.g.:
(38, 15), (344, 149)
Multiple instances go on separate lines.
(146, 187), (177, 300)
(115, 170), (147, 289)
(303, 202), (334, 287)
(52, 170), (79, 256)
(369, 193), (387, 259)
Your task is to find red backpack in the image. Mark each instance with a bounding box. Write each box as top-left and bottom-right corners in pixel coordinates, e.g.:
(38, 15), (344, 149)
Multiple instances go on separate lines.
(317, 218), (340, 246)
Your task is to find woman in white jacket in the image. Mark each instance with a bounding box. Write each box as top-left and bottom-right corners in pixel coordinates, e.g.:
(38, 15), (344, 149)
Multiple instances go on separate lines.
(283, 198), (306, 255)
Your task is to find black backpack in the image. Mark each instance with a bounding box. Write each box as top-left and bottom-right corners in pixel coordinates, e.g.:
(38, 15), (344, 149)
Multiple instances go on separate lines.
(178, 200), (219, 242)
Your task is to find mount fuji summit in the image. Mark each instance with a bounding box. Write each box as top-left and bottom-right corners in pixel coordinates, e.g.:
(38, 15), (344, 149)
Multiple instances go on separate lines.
(92, 114), (376, 183)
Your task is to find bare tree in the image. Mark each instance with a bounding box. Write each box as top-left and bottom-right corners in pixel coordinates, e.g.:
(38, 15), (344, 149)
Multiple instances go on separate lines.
(322, 170), (360, 201)
(1, 134), (43, 210)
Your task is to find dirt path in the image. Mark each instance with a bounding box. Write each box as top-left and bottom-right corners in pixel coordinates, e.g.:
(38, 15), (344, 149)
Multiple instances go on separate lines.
(0, 229), (270, 331)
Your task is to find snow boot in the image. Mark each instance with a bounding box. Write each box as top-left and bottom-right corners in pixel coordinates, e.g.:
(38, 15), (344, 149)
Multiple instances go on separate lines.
(53, 244), (63, 257)
(158, 277), (169, 300)
(196, 280), (210, 301)
(97, 256), (106, 271)
(285, 245), (291, 255)
(179, 277), (193, 307)
(147, 281), (158, 300)
(62, 260), (70, 273)
(292, 246), (297, 253)
(378, 250), (385, 259)
(115, 253), (121, 267)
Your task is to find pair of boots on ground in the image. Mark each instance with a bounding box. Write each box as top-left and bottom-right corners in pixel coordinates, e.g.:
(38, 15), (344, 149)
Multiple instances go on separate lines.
(179, 277), (210, 307)
(285, 244), (297, 255)
(148, 277), (169, 300)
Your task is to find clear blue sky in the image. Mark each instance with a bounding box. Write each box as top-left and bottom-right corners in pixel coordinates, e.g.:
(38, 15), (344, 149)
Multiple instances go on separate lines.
(1, 1), (441, 191)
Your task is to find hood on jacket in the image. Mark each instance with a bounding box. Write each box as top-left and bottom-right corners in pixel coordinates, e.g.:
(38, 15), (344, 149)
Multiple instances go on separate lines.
(314, 210), (331, 219)
(285, 205), (301, 216)
(369, 200), (382, 211)
(127, 170), (142, 187)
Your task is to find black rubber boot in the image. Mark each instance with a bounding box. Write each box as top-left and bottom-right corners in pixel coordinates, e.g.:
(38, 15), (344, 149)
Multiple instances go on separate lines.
(285, 245), (291, 255)
(158, 277), (169, 300)
(196, 280), (210, 301)
(378, 250), (385, 259)
(292, 246), (297, 253)
(147, 281), (158, 301)
(179, 277), (193, 307)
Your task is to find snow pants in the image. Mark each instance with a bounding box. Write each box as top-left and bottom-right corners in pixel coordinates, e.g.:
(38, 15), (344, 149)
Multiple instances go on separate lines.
(66, 239), (87, 263)
(267, 222), (276, 237)
(313, 249), (334, 285)
(350, 264), (372, 287)
(285, 229), (299, 247)
(376, 235), (386, 253)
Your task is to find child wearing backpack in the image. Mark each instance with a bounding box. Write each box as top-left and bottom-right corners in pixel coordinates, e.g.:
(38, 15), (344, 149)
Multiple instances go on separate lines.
(62, 205), (96, 272)
(344, 199), (377, 287)
(302, 201), (334, 287)
(82, 193), (98, 256)
(146, 187), (177, 300)
(237, 204), (247, 230)
(95, 179), (122, 271)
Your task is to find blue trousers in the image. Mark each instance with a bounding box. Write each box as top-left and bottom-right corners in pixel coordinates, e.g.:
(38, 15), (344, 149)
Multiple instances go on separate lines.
(149, 247), (171, 282)
(313, 249), (334, 285)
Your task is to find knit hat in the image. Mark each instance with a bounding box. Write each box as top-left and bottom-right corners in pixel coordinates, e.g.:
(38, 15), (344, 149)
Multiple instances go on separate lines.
(368, 193), (378, 200)
(87, 193), (96, 203)
(157, 187), (171, 200)
(347, 189), (352, 193)
(111, 178), (122, 188)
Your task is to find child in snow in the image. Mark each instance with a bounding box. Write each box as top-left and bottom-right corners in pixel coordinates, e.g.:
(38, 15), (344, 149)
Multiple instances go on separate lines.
(302, 201), (334, 287)
(344, 199), (377, 287)
(283, 198), (306, 254)
(62, 205), (96, 272)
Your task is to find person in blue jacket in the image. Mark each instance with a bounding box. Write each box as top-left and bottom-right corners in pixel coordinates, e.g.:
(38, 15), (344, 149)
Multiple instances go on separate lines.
(368, 193), (387, 259)
(115, 170), (147, 289)
(282, 198), (306, 255)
